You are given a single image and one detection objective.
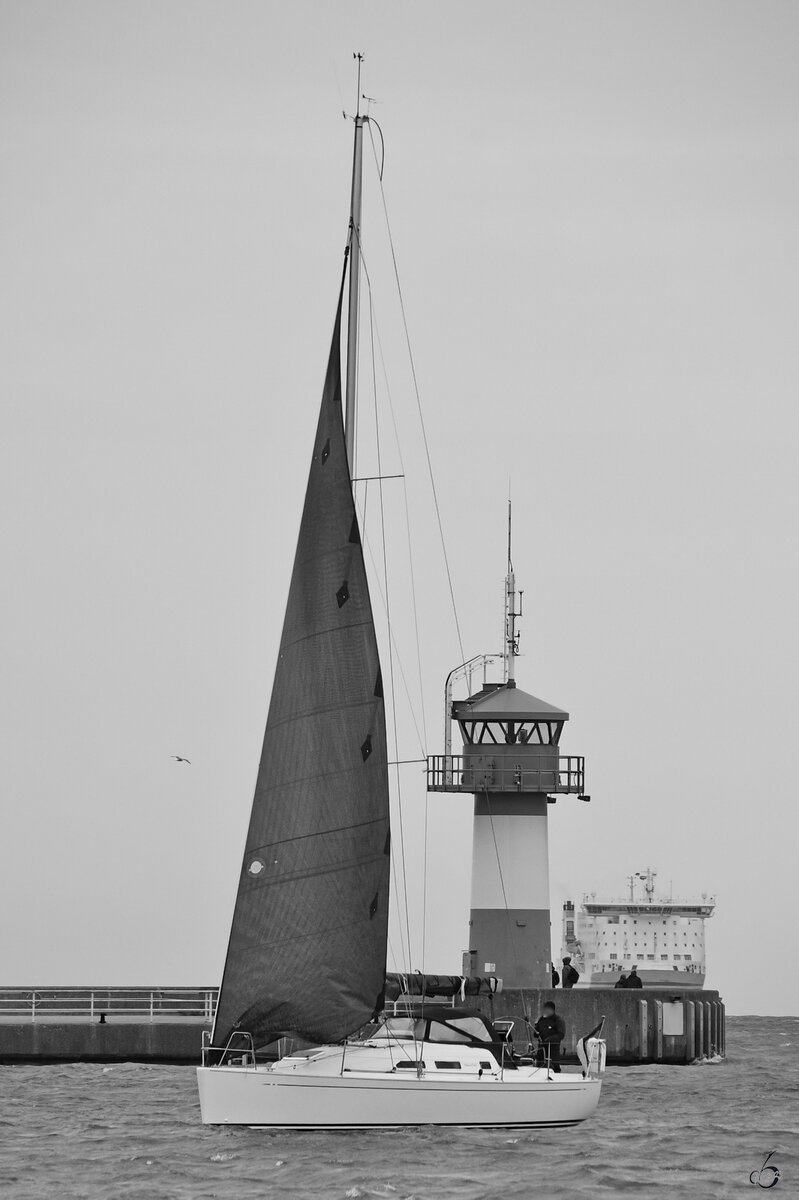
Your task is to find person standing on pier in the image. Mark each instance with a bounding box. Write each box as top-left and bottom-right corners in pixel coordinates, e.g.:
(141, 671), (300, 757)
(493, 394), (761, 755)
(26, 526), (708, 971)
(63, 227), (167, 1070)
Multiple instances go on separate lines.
(561, 957), (580, 988)
(534, 1001), (566, 1073)
(626, 965), (643, 988)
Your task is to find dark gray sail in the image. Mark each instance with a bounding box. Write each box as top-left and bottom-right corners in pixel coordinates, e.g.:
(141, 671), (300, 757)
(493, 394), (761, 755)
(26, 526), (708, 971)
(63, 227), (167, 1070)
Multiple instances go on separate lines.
(212, 284), (390, 1049)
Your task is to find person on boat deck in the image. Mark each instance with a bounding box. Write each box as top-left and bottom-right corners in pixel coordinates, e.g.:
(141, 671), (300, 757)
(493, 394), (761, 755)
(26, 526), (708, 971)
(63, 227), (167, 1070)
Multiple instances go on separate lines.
(534, 1002), (566, 1072)
(561, 956), (580, 988)
(614, 973), (628, 989)
(626, 964), (643, 989)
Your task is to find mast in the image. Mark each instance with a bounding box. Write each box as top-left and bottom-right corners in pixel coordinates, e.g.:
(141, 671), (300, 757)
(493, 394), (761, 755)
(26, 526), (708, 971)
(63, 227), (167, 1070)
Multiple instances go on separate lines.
(345, 53), (365, 472)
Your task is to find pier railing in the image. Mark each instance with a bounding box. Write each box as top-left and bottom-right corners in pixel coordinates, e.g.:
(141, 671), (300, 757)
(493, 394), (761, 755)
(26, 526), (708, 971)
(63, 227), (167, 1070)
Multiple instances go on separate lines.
(427, 754), (585, 794)
(0, 987), (218, 1024)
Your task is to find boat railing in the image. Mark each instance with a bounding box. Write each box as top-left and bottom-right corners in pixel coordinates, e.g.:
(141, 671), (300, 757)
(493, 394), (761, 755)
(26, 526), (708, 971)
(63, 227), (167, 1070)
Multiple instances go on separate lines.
(426, 754), (584, 794)
(0, 987), (218, 1024)
(201, 1028), (256, 1068)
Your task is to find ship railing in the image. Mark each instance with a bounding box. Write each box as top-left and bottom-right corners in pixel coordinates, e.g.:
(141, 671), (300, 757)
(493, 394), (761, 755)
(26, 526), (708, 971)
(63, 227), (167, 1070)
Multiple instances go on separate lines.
(427, 754), (584, 794)
(0, 987), (218, 1024)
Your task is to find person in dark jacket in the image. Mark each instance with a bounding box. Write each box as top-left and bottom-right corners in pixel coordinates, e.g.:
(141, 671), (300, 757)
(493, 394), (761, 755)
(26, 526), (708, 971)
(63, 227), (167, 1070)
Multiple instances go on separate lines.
(551, 963), (560, 988)
(534, 1001), (566, 1072)
(561, 956), (580, 988)
(626, 965), (643, 989)
(614, 973), (628, 989)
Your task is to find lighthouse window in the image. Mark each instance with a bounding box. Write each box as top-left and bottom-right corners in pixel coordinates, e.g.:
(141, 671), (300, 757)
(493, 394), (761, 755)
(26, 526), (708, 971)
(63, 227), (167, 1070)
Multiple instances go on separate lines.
(474, 722), (500, 744)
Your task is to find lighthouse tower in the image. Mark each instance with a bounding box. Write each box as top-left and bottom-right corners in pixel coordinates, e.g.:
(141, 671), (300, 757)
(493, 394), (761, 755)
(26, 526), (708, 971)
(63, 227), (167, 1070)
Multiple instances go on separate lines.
(427, 512), (587, 988)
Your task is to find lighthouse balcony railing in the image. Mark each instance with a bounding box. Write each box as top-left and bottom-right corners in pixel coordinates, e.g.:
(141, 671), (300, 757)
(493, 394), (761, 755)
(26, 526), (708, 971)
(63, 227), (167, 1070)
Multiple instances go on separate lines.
(426, 755), (584, 794)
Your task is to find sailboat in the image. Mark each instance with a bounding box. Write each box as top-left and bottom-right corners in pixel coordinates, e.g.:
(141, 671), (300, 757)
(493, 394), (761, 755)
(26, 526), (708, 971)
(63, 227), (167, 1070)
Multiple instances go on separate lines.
(197, 95), (606, 1129)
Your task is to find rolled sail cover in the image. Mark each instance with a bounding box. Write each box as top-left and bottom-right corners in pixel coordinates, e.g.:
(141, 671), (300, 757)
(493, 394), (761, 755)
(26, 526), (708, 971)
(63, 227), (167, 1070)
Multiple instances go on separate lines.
(212, 287), (390, 1048)
(384, 973), (503, 1001)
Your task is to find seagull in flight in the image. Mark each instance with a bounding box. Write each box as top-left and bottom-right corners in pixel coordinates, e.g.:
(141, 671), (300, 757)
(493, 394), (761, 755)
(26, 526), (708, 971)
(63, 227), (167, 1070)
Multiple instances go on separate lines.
(170, 755), (191, 764)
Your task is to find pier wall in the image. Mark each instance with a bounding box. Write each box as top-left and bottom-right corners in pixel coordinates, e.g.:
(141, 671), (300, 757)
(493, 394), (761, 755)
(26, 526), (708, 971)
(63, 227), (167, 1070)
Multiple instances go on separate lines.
(0, 1021), (205, 1063)
(0, 986), (724, 1065)
(473, 987), (725, 1064)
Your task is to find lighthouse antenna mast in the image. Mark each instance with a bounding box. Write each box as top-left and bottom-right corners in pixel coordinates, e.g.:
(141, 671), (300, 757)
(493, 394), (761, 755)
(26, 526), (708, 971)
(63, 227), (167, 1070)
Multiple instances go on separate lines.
(505, 500), (523, 685)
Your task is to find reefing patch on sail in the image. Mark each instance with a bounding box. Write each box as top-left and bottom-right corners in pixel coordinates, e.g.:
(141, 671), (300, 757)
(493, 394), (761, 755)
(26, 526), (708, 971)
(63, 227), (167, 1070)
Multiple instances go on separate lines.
(212, 275), (390, 1049)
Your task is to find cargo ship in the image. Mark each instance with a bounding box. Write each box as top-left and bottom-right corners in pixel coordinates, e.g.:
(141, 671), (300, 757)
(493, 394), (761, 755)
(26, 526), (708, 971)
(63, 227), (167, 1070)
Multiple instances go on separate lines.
(560, 868), (715, 988)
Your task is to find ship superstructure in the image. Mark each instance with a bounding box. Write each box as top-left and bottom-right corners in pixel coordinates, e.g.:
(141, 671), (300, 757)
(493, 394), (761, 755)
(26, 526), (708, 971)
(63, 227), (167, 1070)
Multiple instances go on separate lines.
(560, 869), (715, 988)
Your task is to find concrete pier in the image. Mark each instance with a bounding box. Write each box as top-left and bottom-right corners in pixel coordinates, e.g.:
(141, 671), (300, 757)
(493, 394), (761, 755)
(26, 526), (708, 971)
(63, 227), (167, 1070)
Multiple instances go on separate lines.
(0, 985), (724, 1065)
(475, 987), (725, 1064)
(0, 1021), (207, 1063)
(0, 987), (211, 1063)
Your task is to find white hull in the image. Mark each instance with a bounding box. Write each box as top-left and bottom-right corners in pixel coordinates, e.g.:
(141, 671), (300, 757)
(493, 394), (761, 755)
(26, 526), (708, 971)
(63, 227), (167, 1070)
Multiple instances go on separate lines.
(197, 1041), (603, 1128)
(197, 1064), (601, 1128)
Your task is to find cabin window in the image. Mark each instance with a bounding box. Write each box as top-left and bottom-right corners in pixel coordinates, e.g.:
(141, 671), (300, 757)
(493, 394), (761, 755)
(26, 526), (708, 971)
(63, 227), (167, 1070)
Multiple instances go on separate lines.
(376, 1018), (415, 1040)
(434, 1061), (462, 1069)
(423, 1017), (493, 1044)
(395, 1060), (425, 1069)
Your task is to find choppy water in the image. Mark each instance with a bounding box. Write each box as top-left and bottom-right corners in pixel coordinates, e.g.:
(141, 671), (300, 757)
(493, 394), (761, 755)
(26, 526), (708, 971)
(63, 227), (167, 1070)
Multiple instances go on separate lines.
(1, 1017), (796, 1199)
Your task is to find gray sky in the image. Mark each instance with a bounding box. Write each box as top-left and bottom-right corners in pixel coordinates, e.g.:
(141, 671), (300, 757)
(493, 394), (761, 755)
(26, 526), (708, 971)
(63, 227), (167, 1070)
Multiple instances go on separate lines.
(2, 1), (798, 1016)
